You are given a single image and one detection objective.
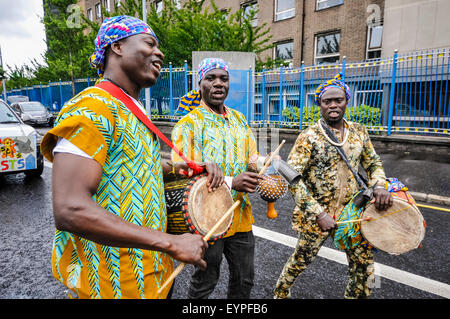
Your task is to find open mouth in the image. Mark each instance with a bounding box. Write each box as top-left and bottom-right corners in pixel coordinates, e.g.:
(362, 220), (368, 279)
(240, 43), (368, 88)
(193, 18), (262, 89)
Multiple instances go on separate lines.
(151, 60), (163, 72)
(328, 111), (340, 117)
(212, 91), (225, 97)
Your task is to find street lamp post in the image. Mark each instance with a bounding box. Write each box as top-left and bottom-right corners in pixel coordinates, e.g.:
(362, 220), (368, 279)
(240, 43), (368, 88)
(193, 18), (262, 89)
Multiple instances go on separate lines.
(0, 45), (7, 102)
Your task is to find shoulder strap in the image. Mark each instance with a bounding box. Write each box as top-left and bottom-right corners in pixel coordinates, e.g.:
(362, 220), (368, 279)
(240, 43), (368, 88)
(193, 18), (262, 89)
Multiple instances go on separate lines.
(319, 120), (367, 190)
(95, 81), (204, 175)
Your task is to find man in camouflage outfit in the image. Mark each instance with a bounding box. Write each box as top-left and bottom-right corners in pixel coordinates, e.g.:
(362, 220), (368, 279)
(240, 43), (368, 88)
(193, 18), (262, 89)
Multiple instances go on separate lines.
(273, 73), (393, 299)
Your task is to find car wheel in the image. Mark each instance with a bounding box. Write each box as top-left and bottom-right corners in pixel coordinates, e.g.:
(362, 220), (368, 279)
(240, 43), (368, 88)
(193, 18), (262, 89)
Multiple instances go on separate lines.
(24, 158), (44, 178)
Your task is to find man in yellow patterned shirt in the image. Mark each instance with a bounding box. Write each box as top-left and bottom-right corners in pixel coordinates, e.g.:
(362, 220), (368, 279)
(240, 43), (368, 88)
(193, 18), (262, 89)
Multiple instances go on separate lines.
(171, 58), (264, 298)
(40, 16), (223, 299)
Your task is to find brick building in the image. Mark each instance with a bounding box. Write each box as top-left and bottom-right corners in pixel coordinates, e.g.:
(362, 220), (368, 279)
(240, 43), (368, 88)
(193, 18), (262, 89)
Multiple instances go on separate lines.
(78, 0), (385, 67)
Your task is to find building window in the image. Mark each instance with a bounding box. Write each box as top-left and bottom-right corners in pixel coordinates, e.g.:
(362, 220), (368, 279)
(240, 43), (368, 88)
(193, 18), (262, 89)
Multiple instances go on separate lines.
(314, 31), (340, 65)
(366, 24), (383, 60)
(274, 41), (294, 68)
(103, 0), (110, 12)
(95, 3), (101, 19)
(316, 0), (343, 11)
(275, 0), (295, 21)
(87, 8), (93, 21)
(243, 1), (258, 27)
(354, 89), (383, 108)
(155, 0), (163, 16)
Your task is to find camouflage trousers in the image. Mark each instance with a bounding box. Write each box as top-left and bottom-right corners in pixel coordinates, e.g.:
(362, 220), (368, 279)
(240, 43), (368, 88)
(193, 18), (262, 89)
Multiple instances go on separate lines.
(274, 220), (375, 299)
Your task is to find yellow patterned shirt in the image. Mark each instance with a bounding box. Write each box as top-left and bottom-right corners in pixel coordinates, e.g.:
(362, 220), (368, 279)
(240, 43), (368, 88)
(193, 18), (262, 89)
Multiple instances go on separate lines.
(40, 86), (174, 299)
(171, 102), (258, 237)
(287, 120), (387, 232)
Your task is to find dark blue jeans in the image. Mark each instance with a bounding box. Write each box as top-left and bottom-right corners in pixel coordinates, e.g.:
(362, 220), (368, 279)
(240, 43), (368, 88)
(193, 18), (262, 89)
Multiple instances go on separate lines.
(188, 231), (255, 299)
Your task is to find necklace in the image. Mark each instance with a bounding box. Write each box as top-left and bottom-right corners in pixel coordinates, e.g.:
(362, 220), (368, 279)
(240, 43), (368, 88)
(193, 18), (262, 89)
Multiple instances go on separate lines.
(318, 118), (349, 147)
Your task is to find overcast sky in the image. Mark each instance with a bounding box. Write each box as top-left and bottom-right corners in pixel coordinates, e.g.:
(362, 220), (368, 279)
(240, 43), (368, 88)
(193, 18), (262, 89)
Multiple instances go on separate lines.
(0, 0), (46, 70)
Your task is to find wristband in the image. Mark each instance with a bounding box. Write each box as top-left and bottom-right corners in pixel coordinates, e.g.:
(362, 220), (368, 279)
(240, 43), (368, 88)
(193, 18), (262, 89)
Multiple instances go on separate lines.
(224, 176), (233, 189)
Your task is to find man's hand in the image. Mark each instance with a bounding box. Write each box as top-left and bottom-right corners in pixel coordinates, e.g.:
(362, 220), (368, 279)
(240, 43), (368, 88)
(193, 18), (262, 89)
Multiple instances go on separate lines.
(168, 233), (208, 270)
(174, 161), (224, 192)
(248, 153), (282, 173)
(316, 212), (337, 232)
(231, 172), (262, 193)
(372, 188), (393, 211)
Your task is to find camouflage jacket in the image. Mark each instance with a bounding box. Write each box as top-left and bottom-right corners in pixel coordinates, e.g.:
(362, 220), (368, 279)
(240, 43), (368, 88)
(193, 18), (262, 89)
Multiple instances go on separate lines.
(287, 120), (387, 232)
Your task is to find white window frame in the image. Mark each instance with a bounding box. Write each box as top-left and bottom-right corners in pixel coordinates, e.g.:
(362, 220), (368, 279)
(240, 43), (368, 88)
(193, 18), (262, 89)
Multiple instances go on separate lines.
(95, 3), (101, 19)
(353, 89), (383, 107)
(366, 24), (383, 61)
(155, 0), (163, 16)
(243, 1), (258, 27)
(275, 0), (295, 22)
(274, 40), (294, 68)
(316, 0), (344, 11)
(314, 31), (340, 65)
(103, 0), (111, 12)
(87, 8), (93, 21)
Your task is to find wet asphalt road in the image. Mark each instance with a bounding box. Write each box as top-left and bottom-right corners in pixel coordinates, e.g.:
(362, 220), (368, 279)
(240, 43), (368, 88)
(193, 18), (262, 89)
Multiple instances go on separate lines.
(0, 127), (449, 300)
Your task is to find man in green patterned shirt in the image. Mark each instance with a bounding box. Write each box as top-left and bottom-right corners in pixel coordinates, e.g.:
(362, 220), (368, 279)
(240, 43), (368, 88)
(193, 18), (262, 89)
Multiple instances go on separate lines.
(172, 58), (263, 298)
(274, 73), (393, 299)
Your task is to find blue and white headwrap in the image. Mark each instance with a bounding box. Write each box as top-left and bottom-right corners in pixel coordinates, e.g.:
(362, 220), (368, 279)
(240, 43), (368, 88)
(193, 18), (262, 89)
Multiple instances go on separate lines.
(314, 73), (351, 106)
(89, 15), (158, 77)
(198, 58), (229, 82)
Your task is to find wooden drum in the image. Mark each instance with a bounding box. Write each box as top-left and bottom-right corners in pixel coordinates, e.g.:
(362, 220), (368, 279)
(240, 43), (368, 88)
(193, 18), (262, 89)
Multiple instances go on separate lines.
(164, 174), (234, 242)
(360, 192), (426, 255)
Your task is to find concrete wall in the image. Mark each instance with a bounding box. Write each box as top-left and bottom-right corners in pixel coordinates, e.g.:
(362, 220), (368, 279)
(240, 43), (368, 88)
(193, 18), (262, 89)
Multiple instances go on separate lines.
(382, 0), (450, 57)
(192, 50), (256, 84)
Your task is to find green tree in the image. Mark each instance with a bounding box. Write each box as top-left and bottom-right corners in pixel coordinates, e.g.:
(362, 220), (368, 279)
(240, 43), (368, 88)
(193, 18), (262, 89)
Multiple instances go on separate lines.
(109, 0), (275, 70)
(42, 0), (97, 94)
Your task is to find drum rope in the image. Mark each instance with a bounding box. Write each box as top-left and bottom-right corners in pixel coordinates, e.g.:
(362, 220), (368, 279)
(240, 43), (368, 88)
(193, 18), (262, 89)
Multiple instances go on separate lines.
(363, 206), (410, 223)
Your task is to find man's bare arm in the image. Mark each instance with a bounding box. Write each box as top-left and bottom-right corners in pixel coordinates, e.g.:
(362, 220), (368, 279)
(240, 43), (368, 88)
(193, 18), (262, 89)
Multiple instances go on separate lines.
(51, 152), (208, 269)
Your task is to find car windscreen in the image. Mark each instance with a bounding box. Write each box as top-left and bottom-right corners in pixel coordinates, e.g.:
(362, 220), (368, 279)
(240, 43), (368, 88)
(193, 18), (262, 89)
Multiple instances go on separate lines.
(20, 102), (46, 112)
(0, 101), (21, 123)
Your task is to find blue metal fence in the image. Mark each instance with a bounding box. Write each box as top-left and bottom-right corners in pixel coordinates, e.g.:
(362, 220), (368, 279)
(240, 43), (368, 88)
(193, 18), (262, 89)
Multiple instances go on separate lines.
(5, 49), (450, 136)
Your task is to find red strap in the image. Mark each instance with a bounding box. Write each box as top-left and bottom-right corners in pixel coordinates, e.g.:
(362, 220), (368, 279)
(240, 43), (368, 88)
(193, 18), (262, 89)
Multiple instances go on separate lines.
(96, 81), (204, 175)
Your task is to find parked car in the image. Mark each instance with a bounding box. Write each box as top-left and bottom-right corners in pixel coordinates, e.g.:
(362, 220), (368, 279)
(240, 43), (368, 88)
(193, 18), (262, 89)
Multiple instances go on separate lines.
(10, 101), (54, 127)
(0, 99), (44, 178)
(6, 95), (29, 104)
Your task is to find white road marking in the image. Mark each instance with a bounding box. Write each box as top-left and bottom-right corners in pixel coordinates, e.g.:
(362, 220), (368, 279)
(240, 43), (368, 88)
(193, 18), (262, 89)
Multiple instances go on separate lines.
(253, 225), (450, 299)
(42, 160), (450, 298)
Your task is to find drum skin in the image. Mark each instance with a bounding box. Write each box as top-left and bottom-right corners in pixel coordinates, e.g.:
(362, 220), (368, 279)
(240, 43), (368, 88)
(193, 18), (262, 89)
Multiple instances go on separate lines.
(164, 174), (234, 242)
(187, 177), (234, 239)
(361, 197), (425, 255)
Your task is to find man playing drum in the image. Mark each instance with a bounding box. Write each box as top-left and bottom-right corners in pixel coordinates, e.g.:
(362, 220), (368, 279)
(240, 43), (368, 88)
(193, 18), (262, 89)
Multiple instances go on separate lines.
(40, 16), (223, 299)
(273, 73), (393, 299)
(171, 58), (263, 299)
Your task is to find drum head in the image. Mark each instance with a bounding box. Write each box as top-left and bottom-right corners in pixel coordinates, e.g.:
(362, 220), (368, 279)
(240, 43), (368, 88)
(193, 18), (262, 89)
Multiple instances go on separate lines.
(361, 197), (425, 255)
(187, 177), (234, 240)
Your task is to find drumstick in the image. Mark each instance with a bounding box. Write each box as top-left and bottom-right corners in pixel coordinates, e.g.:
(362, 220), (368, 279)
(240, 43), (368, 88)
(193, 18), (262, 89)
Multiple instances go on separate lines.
(157, 200), (241, 295)
(259, 140), (286, 175)
(336, 216), (373, 225)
